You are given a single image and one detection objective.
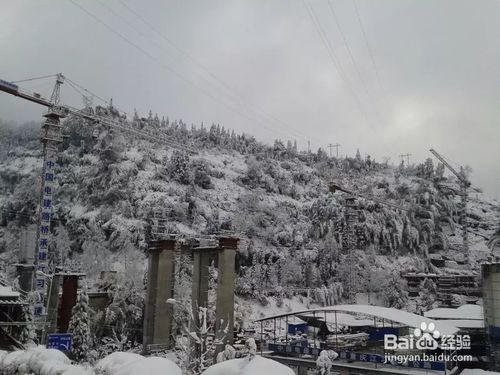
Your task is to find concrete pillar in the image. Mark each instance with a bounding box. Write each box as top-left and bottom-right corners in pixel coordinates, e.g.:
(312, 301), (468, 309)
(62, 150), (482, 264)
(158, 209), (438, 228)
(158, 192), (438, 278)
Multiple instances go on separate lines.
(143, 239), (176, 352)
(46, 274), (61, 334)
(58, 275), (78, 332)
(482, 262), (500, 370)
(215, 237), (238, 345)
(15, 264), (34, 294)
(191, 250), (214, 314)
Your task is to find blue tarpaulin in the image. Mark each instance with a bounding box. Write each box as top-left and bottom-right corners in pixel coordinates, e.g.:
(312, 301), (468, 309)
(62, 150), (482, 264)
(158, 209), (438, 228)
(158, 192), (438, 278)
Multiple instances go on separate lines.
(288, 322), (308, 334)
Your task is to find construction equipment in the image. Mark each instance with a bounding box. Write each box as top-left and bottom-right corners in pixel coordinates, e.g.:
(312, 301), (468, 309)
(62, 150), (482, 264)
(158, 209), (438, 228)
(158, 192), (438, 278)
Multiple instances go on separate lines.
(329, 183), (410, 211)
(329, 183), (409, 302)
(0, 74), (192, 317)
(429, 149), (471, 262)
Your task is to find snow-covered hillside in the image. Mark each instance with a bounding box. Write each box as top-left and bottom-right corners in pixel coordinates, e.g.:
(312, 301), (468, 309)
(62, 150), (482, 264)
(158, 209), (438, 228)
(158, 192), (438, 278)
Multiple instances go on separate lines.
(0, 112), (498, 330)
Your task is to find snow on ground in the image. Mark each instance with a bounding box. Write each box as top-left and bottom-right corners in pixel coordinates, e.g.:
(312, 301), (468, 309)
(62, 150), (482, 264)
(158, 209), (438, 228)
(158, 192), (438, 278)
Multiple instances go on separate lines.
(461, 370), (500, 375)
(95, 351), (144, 374)
(112, 356), (182, 375)
(0, 346), (77, 375)
(0, 348), (182, 375)
(202, 356), (294, 375)
(246, 295), (316, 323)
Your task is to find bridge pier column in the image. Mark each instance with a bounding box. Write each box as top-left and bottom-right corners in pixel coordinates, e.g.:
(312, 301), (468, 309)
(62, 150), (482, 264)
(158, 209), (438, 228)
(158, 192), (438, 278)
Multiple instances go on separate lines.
(143, 239), (177, 353)
(215, 237), (238, 346)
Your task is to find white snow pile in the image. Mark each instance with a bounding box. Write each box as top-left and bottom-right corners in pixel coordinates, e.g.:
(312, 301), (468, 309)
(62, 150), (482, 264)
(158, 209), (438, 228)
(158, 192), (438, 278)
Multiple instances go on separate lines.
(95, 352), (181, 375)
(0, 346), (90, 375)
(0, 348), (181, 375)
(94, 352), (143, 374)
(202, 356), (294, 375)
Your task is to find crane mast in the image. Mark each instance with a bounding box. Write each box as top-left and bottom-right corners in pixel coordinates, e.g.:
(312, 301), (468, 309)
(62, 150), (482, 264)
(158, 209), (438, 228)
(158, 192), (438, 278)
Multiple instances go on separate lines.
(429, 148), (470, 263)
(329, 183), (409, 302)
(33, 77), (67, 314)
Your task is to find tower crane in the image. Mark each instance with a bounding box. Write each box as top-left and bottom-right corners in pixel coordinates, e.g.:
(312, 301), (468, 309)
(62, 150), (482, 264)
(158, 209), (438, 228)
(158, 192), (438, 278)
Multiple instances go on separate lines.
(329, 183), (410, 212)
(0, 74), (193, 316)
(429, 149), (471, 262)
(329, 183), (410, 302)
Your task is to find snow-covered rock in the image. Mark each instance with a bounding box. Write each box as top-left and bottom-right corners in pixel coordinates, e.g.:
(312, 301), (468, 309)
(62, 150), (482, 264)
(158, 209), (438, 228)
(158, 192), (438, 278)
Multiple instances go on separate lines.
(202, 356), (294, 375)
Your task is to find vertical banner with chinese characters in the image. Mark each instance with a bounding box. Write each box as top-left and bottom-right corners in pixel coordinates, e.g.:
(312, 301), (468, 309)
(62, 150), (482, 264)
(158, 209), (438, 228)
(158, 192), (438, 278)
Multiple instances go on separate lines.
(34, 110), (64, 316)
(34, 150), (57, 315)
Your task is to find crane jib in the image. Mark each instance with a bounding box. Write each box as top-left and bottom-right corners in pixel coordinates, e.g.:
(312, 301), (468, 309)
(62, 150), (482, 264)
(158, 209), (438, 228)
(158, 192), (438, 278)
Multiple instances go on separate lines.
(0, 79), (19, 94)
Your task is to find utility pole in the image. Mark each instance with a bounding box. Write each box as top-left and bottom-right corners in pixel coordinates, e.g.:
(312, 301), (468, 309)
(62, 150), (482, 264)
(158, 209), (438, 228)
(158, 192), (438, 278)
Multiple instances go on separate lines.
(399, 153), (411, 166)
(328, 143), (341, 158)
(307, 140), (310, 153)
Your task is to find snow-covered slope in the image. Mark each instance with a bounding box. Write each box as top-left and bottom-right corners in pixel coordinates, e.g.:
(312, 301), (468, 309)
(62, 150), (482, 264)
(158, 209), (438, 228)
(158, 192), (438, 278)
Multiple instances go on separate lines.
(0, 114), (498, 319)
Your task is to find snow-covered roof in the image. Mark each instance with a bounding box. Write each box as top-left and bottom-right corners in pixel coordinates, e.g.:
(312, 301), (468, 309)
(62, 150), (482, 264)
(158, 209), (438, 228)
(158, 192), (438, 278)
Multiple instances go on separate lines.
(254, 304), (460, 336)
(461, 370), (500, 375)
(424, 304), (483, 320)
(287, 317), (306, 325)
(301, 312), (374, 327)
(0, 286), (20, 298)
(443, 319), (484, 329)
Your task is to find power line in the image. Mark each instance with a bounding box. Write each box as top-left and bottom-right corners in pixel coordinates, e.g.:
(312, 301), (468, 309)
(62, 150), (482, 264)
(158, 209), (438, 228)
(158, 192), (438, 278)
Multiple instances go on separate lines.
(327, 1), (370, 98)
(68, 0), (307, 143)
(96, 0), (147, 38)
(112, 0), (321, 144)
(302, 0), (377, 133)
(326, 0), (382, 123)
(351, 0), (389, 109)
(326, 1), (389, 131)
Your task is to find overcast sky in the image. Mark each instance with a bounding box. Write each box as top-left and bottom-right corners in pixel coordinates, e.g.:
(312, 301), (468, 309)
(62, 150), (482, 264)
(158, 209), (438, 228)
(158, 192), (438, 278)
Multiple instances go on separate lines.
(1, 0), (499, 199)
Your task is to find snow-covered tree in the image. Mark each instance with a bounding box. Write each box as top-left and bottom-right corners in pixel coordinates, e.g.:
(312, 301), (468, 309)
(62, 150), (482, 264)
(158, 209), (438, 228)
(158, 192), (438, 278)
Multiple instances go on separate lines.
(417, 278), (438, 314)
(19, 301), (36, 345)
(243, 338), (257, 360)
(169, 150), (191, 184)
(382, 271), (408, 309)
(316, 350), (338, 375)
(68, 289), (92, 362)
(215, 344), (236, 363)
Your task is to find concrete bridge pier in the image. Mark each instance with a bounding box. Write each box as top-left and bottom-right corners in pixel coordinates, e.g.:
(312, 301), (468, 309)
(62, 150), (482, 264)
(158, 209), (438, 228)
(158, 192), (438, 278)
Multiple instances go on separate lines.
(215, 237), (238, 346)
(143, 238), (177, 353)
(191, 248), (215, 315)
